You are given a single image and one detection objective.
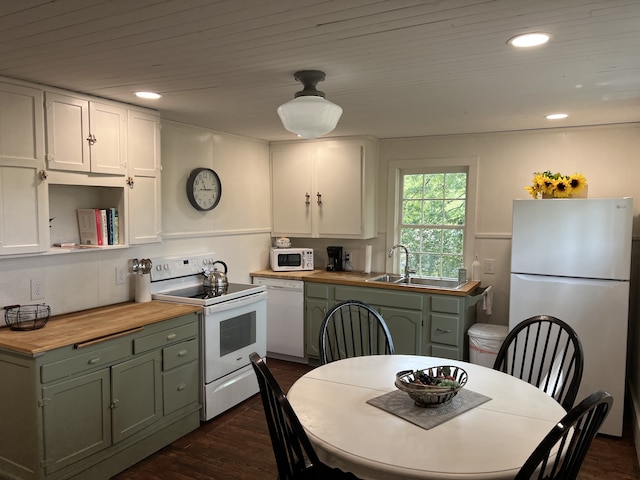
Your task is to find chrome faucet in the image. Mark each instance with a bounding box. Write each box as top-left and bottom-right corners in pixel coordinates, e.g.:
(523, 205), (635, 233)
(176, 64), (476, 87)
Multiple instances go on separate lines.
(388, 244), (415, 278)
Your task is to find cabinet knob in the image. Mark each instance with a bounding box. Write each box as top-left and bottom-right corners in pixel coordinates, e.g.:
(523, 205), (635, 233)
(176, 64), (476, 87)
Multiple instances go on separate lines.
(126, 177), (134, 188)
(86, 134), (97, 145)
(316, 192), (322, 205)
(305, 193), (310, 206)
(176, 383), (187, 391)
(166, 333), (177, 341)
(39, 170), (48, 180)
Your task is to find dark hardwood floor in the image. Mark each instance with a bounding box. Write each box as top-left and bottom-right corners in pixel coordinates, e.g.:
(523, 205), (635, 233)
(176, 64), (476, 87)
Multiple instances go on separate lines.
(112, 358), (640, 480)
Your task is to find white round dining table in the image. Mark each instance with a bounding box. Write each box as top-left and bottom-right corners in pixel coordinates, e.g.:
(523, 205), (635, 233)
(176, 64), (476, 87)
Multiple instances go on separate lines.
(287, 355), (567, 480)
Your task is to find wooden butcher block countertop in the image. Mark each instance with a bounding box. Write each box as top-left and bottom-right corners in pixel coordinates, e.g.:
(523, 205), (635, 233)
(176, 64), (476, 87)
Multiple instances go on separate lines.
(0, 301), (201, 355)
(250, 269), (480, 297)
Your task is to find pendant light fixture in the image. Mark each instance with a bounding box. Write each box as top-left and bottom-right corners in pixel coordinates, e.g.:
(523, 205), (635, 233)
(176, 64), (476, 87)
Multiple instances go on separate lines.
(277, 70), (343, 139)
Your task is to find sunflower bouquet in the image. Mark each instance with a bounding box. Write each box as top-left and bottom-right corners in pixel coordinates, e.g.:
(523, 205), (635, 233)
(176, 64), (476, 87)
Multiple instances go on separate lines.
(525, 171), (587, 199)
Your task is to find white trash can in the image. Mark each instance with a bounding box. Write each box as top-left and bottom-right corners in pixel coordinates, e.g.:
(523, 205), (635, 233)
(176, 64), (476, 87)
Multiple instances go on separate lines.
(468, 323), (509, 368)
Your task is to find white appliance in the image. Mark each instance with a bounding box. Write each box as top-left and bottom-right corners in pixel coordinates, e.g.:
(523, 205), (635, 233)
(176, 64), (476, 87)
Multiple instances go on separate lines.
(509, 197), (633, 436)
(149, 253), (267, 421)
(252, 277), (306, 362)
(269, 247), (314, 271)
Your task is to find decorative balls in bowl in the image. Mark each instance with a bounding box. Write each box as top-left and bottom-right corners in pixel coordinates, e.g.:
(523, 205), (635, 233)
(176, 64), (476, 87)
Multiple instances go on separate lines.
(395, 365), (468, 407)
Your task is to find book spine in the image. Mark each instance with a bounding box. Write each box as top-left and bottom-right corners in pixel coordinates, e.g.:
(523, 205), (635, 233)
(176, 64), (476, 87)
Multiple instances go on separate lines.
(100, 209), (108, 246)
(113, 209), (119, 245)
(94, 209), (103, 246)
(106, 208), (114, 245)
(77, 209), (99, 246)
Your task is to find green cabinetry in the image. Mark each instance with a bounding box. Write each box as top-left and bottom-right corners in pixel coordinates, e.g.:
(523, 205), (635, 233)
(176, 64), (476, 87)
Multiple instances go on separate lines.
(304, 282), (482, 364)
(0, 313), (200, 480)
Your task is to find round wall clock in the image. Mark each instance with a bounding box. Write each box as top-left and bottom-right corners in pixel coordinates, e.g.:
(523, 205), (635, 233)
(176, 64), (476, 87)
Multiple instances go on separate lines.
(186, 168), (222, 211)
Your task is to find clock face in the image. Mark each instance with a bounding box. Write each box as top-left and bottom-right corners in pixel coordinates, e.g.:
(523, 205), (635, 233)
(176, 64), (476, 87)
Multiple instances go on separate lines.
(187, 168), (222, 211)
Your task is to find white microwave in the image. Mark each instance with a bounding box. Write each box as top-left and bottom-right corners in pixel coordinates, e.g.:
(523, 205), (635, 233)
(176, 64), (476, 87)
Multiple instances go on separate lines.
(270, 247), (314, 271)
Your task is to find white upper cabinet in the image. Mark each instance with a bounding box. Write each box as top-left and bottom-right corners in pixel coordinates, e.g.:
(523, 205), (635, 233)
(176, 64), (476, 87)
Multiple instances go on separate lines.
(127, 109), (162, 244)
(44, 92), (127, 175)
(0, 82), (48, 254)
(271, 138), (378, 239)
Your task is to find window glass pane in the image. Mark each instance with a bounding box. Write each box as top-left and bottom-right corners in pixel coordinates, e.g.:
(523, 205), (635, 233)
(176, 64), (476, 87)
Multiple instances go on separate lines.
(442, 229), (463, 254)
(424, 174), (444, 198)
(445, 173), (467, 199)
(442, 255), (463, 278)
(444, 199), (466, 225)
(419, 253), (441, 277)
(403, 174), (424, 199)
(402, 200), (423, 224)
(424, 200), (443, 225)
(421, 228), (442, 253)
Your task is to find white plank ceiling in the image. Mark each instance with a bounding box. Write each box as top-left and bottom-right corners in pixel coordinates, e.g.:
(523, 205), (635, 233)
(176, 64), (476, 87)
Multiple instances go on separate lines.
(0, 0), (638, 141)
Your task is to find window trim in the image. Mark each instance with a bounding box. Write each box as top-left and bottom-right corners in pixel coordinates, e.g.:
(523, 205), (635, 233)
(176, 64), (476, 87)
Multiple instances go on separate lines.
(385, 156), (478, 275)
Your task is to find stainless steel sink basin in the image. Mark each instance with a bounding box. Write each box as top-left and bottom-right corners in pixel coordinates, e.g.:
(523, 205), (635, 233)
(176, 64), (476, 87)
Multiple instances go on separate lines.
(367, 274), (468, 289)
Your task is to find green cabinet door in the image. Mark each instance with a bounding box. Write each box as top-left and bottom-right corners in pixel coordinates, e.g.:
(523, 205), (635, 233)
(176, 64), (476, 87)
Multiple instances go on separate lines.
(377, 306), (422, 355)
(42, 369), (111, 474)
(305, 298), (330, 359)
(111, 350), (162, 443)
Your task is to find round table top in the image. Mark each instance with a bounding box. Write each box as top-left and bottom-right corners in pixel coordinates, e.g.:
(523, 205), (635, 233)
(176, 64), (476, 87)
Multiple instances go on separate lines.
(287, 355), (567, 480)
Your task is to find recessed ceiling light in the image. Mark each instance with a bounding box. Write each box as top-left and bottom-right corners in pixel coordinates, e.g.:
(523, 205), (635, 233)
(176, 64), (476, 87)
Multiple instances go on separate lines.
(135, 91), (162, 99)
(508, 33), (550, 48)
(545, 113), (569, 120)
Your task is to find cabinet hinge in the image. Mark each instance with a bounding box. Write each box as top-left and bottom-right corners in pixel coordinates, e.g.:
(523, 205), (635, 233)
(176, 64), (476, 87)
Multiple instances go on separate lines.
(44, 100), (52, 110)
(45, 154), (54, 162)
(38, 398), (50, 408)
(360, 145), (364, 161)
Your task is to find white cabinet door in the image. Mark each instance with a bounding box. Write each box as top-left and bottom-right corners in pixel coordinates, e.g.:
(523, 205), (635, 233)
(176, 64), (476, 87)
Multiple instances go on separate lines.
(89, 101), (127, 175)
(127, 109), (161, 244)
(44, 92), (90, 172)
(0, 83), (48, 254)
(270, 139), (377, 239)
(271, 145), (313, 236)
(315, 144), (363, 236)
(45, 92), (127, 175)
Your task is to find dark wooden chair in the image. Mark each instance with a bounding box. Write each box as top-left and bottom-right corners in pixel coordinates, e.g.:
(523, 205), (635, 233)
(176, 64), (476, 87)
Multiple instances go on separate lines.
(249, 352), (359, 480)
(319, 300), (395, 365)
(493, 315), (583, 410)
(515, 390), (613, 480)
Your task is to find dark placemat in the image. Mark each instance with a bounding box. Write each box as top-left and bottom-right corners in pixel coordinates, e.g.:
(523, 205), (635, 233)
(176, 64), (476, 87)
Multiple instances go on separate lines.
(366, 388), (492, 430)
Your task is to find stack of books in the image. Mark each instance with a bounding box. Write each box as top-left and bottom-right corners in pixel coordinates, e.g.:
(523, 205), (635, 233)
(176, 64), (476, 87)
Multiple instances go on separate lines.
(77, 208), (119, 246)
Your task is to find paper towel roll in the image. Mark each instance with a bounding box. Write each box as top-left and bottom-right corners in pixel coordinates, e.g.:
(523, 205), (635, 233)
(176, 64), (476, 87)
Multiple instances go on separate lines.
(135, 273), (152, 303)
(364, 244), (372, 274)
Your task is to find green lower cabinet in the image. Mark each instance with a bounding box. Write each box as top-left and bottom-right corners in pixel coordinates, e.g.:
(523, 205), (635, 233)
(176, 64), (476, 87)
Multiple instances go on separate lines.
(0, 313), (201, 480)
(304, 282), (481, 363)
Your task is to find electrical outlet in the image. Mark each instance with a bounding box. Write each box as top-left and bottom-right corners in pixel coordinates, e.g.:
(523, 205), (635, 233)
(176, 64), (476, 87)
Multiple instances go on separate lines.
(116, 267), (127, 285)
(31, 278), (45, 300)
(484, 258), (495, 275)
(344, 251), (351, 263)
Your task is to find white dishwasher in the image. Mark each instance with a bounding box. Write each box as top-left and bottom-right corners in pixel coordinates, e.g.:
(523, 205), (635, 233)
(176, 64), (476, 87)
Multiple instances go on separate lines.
(252, 277), (306, 362)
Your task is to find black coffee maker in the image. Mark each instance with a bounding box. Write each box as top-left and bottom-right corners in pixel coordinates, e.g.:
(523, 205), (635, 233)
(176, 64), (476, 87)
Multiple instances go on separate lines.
(326, 246), (344, 271)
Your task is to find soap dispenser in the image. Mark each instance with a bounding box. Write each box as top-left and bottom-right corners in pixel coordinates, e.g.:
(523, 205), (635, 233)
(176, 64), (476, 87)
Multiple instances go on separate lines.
(471, 256), (481, 281)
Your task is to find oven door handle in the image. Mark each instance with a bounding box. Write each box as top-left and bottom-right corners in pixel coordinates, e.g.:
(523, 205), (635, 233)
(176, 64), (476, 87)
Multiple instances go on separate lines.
(204, 290), (266, 312)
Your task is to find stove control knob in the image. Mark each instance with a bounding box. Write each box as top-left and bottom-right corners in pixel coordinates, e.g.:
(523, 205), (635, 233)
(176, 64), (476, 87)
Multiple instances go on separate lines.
(163, 263), (169, 270)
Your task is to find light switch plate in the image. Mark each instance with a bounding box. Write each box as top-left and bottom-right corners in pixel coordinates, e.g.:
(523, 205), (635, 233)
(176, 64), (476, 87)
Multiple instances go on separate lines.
(484, 259), (495, 275)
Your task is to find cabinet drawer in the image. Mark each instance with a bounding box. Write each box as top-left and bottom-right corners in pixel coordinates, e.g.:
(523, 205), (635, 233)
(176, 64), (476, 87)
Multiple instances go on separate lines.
(431, 344), (461, 360)
(430, 314), (459, 347)
(335, 287), (423, 310)
(306, 283), (330, 299)
(431, 296), (461, 314)
(134, 322), (198, 354)
(163, 339), (198, 371)
(163, 361), (199, 416)
(41, 341), (131, 383)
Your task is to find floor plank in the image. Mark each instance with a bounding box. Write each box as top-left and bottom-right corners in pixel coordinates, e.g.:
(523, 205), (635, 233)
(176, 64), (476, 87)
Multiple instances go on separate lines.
(113, 358), (639, 479)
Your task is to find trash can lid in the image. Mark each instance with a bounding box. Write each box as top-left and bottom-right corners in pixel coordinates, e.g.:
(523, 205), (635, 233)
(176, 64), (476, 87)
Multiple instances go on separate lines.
(468, 323), (509, 340)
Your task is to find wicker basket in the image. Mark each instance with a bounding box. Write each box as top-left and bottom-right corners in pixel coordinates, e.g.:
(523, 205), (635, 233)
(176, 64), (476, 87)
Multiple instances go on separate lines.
(3, 304), (50, 331)
(395, 366), (468, 407)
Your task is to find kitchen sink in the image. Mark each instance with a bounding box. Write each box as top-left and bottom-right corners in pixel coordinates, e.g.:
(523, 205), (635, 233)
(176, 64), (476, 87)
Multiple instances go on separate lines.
(367, 274), (468, 289)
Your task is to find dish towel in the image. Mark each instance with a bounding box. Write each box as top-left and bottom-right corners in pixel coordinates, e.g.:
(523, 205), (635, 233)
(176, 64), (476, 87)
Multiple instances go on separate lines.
(482, 285), (493, 315)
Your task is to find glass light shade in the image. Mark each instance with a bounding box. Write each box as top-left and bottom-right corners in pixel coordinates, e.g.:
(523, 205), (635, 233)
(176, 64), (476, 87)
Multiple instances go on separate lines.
(277, 96), (343, 139)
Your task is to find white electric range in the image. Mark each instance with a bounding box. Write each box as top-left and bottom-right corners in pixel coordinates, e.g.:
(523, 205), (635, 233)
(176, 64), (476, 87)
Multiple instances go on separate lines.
(149, 253), (267, 421)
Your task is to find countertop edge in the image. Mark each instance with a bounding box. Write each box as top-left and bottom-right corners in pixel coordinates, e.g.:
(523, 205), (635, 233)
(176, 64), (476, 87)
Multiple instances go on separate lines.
(250, 270), (481, 296)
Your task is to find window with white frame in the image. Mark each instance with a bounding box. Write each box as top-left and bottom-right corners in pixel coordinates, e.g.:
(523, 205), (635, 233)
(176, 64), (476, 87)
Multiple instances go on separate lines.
(397, 167), (468, 279)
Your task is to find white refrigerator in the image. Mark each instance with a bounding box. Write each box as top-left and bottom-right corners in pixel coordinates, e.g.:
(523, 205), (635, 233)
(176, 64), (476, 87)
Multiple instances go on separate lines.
(509, 197), (633, 436)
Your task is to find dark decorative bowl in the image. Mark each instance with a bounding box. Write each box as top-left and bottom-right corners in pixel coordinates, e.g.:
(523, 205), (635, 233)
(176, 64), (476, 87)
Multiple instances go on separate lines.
(395, 365), (468, 407)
